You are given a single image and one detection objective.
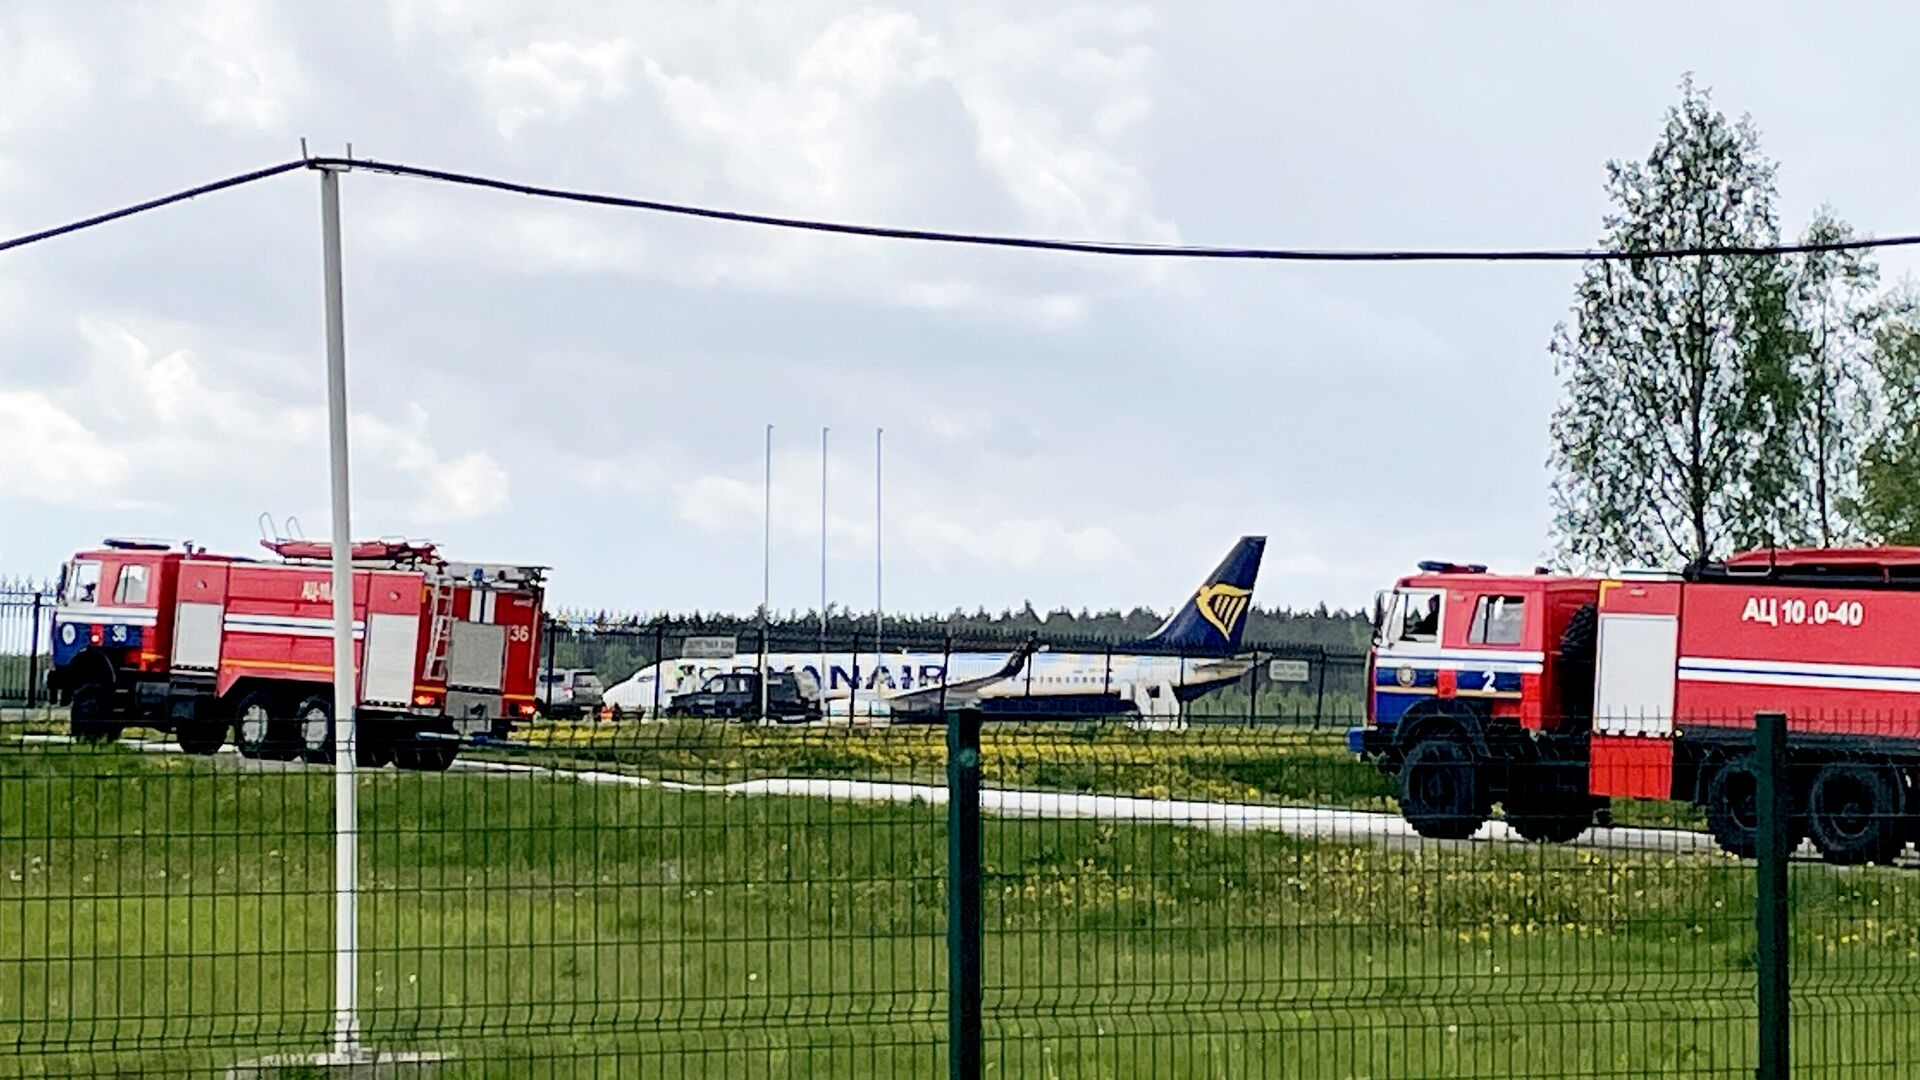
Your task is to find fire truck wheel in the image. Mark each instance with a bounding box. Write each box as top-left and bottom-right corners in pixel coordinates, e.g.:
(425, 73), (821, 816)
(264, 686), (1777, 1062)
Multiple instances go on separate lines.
(355, 735), (394, 769)
(234, 692), (296, 761)
(394, 735), (458, 772)
(295, 696), (335, 764)
(1704, 757), (1804, 859)
(1807, 762), (1905, 866)
(68, 684), (122, 745)
(1398, 736), (1490, 840)
(175, 720), (227, 756)
(1504, 766), (1595, 844)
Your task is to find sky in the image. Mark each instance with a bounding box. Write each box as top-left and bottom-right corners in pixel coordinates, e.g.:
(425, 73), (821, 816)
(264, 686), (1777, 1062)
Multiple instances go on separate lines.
(4, 2), (1920, 617)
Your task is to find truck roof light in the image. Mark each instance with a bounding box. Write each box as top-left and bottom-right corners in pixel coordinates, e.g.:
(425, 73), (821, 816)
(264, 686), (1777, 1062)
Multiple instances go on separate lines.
(1417, 560), (1488, 574)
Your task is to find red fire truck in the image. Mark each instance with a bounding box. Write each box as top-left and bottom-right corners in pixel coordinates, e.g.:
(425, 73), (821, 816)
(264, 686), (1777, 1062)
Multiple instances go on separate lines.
(1351, 549), (1920, 865)
(47, 538), (546, 770)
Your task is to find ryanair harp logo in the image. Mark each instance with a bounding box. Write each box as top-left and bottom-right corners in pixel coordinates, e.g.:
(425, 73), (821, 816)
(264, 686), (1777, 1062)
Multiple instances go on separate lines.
(1194, 583), (1252, 640)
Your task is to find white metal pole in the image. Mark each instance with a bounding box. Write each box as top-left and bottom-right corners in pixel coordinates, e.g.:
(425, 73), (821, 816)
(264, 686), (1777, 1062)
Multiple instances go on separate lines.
(875, 427), (883, 659)
(319, 165), (362, 1060)
(760, 424), (771, 722)
(819, 426), (828, 700)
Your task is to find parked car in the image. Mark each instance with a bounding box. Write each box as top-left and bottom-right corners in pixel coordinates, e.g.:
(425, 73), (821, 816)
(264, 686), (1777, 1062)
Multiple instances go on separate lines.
(536, 668), (605, 720)
(665, 670), (818, 723)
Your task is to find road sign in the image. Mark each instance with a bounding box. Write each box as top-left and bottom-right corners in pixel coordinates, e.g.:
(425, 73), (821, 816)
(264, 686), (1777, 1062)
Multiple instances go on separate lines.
(1269, 659), (1311, 683)
(682, 635), (738, 659)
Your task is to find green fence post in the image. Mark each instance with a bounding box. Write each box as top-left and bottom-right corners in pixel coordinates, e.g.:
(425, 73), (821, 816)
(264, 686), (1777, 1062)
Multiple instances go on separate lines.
(947, 706), (984, 1080)
(1754, 710), (1789, 1080)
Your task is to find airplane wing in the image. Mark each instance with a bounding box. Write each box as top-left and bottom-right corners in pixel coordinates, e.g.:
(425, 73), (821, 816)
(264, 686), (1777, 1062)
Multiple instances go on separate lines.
(881, 635), (1038, 718)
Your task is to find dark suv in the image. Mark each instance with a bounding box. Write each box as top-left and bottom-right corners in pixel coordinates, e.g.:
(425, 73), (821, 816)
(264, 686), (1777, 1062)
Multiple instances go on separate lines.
(666, 671), (818, 723)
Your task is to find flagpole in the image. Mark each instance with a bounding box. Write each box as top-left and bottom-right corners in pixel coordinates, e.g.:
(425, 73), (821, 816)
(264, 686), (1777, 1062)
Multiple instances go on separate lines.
(760, 423), (771, 722)
(820, 426), (829, 707)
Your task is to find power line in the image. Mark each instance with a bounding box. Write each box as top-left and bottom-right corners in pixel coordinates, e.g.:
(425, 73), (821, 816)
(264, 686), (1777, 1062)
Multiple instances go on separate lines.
(6, 153), (1920, 264)
(321, 157), (1920, 263)
(0, 160), (307, 253)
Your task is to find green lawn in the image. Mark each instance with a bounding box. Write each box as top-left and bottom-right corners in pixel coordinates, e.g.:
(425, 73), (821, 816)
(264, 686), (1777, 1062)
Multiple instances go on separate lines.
(2, 743), (1916, 1077)
(500, 719), (1711, 831)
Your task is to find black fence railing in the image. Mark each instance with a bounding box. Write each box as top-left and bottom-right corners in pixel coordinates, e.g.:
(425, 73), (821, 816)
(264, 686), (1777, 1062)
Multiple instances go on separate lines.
(6, 707), (1919, 1075)
(537, 617), (1371, 728)
(0, 579), (52, 707)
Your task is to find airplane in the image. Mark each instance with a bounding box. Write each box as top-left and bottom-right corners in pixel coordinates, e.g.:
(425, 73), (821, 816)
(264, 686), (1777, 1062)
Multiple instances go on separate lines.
(600, 535), (1266, 724)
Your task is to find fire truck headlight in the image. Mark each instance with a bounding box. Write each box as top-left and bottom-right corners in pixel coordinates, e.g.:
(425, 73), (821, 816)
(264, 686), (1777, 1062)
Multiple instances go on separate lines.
(414, 693), (438, 707)
(517, 703), (536, 718)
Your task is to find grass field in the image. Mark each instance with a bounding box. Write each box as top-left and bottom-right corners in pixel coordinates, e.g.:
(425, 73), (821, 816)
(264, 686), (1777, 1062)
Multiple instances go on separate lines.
(501, 719), (1712, 831)
(5, 740), (1920, 1078)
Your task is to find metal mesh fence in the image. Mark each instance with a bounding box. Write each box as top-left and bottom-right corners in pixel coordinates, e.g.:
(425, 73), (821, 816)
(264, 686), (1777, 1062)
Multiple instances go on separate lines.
(6, 649), (1920, 1075)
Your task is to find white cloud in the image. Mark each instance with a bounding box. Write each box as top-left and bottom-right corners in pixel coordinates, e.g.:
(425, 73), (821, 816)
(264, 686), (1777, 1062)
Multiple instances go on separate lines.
(0, 390), (129, 507)
(494, 209), (647, 274)
(72, 318), (293, 436)
(18, 318), (511, 527)
(0, 23), (90, 137)
(948, 13), (1174, 242)
(365, 4), (1178, 324)
(902, 513), (1132, 572)
(474, 38), (642, 138)
(0, 19), (90, 209)
(666, 444), (1136, 576)
(670, 474), (759, 532)
(149, 0), (304, 134)
(565, 450), (666, 495)
(420, 450), (513, 520)
(355, 405), (513, 522)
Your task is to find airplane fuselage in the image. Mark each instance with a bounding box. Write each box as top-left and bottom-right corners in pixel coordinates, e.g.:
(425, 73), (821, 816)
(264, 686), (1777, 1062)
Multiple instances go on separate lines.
(604, 649), (1252, 718)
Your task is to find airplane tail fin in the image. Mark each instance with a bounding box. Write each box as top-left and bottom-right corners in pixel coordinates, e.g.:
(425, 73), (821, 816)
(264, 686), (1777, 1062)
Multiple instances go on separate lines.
(1139, 536), (1265, 654)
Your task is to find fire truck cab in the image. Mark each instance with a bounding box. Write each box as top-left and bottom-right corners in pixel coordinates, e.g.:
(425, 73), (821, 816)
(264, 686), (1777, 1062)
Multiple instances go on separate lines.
(1350, 561), (1609, 843)
(48, 538), (546, 770)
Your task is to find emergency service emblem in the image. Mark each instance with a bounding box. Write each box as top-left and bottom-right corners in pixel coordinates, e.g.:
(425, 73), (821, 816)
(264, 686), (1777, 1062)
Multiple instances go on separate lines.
(1396, 665), (1415, 687)
(1194, 583), (1252, 641)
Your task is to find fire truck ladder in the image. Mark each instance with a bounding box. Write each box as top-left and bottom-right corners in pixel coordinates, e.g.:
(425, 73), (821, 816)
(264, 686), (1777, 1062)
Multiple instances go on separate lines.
(423, 583), (457, 683)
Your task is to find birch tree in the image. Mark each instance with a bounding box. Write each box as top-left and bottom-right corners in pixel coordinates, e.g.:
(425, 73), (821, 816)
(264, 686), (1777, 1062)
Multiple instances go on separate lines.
(1849, 314), (1920, 542)
(1788, 210), (1881, 546)
(1549, 78), (1802, 568)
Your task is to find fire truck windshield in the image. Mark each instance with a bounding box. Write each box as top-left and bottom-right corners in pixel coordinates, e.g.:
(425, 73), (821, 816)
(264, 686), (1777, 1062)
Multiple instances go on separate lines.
(62, 560), (101, 605)
(1376, 589), (1442, 646)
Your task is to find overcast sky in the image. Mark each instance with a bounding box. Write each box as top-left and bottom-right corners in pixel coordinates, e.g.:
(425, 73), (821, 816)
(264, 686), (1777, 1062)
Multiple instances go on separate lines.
(4, 2), (1918, 616)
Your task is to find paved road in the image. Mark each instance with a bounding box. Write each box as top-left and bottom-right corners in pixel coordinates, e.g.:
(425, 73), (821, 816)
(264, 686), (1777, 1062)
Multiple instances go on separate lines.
(10, 730), (1764, 860)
